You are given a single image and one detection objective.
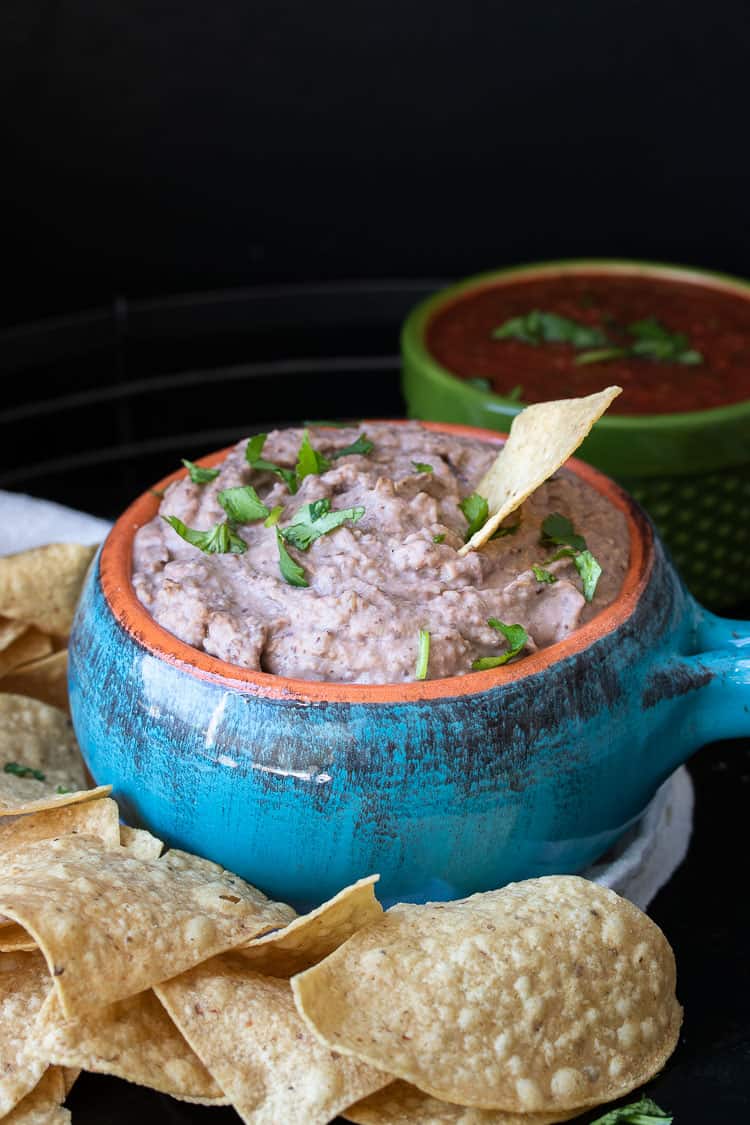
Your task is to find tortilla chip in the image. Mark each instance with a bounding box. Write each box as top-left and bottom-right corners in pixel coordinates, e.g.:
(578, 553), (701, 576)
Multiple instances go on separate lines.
(345, 1080), (580, 1124)
(156, 956), (389, 1125)
(239, 875), (382, 977)
(0, 632), (54, 681)
(2, 1066), (70, 1125)
(458, 387), (621, 555)
(0, 652), (69, 713)
(60, 1068), (78, 1097)
(0, 952), (53, 1116)
(0, 544), (96, 638)
(0, 926), (37, 953)
(0, 620), (29, 655)
(0, 798), (121, 853)
(36, 988), (227, 1103)
(292, 876), (681, 1113)
(0, 836), (294, 1018)
(119, 824), (164, 860)
(0, 695), (110, 816)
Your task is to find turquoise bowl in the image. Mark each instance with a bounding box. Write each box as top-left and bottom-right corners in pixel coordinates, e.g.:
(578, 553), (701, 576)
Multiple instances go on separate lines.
(68, 422), (750, 909)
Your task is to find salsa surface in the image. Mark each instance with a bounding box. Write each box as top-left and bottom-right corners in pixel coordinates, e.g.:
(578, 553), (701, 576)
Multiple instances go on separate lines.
(426, 272), (750, 414)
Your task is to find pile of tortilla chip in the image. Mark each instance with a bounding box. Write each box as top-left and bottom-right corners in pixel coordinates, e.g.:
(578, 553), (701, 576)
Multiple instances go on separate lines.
(0, 540), (680, 1123)
(0, 544), (97, 712)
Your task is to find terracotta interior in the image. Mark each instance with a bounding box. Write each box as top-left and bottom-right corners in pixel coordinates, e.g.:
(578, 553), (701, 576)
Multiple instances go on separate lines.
(99, 421), (653, 704)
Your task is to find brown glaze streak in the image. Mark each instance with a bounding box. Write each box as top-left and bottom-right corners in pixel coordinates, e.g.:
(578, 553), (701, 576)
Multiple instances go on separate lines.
(100, 420), (654, 705)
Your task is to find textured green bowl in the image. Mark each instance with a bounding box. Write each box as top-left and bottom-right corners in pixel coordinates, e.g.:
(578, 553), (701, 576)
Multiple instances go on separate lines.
(402, 259), (750, 608)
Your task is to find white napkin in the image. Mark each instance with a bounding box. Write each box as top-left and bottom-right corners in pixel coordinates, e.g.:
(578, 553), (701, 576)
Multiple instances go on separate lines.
(0, 488), (692, 910)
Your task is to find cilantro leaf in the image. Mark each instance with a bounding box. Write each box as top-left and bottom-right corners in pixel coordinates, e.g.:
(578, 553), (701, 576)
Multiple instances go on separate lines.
(245, 434), (298, 493)
(467, 376), (492, 391)
(163, 516), (247, 555)
(181, 458), (221, 484)
(459, 492), (489, 541)
(540, 513), (587, 552)
(412, 461), (433, 474)
(505, 384), (523, 401)
(433, 533), (446, 544)
(330, 434), (374, 459)
(415, 629), (430, 680)
(492, 310), (608, 349)
(490, 519), (521, 541)
(217, 485), (270, 524)
(281, 498), (365, 551)
(574, 548), (602, 602)
(56, 785), (71, 794)
(264, 505), (283, 527)
(532, 564), (557, 584)
(296, 430), (331, 482)
(574, 346), (629, 366)
(4, 762), (46, 781)
(276, 529), (308, 587)
(472, 619), (528, 670)
(589, 1096), (673, 1125)
(628, 316), (702, 364)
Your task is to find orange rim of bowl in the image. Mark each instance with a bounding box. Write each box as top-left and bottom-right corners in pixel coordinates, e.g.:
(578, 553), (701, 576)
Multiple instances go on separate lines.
(99, 420), (653, 704)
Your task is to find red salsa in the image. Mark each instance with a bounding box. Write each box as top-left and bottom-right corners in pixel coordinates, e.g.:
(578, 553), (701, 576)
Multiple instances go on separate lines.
(426, 272), (750, 414)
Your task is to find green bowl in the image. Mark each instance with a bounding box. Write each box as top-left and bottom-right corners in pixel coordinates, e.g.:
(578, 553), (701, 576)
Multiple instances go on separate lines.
(402, 259), (750, 609)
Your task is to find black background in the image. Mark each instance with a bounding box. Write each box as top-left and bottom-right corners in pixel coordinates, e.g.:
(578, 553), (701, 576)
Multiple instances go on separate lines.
(1, 2), (749, 1120)
(2, 0), (750, 326)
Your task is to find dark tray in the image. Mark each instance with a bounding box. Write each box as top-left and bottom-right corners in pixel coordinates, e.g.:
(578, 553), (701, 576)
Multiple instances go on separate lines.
(2, 282), (748, 1123)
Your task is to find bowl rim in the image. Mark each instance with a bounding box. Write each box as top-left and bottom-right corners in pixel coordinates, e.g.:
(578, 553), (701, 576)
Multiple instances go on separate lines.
(401, 257), (750, 431)
(99, 419), (653, 704)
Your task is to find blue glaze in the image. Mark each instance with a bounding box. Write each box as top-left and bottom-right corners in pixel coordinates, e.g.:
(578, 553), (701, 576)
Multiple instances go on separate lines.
(69, 534), (750, 910)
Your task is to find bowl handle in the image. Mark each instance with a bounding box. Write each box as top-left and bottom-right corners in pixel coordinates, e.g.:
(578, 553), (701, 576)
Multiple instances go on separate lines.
(658, 607), (750, 757)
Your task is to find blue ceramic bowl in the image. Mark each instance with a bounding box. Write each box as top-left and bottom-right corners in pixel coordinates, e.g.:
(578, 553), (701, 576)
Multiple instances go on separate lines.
(68, 422), (750, 909)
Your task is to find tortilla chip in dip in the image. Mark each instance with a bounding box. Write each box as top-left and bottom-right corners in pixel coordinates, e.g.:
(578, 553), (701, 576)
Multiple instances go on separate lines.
(238, 874), (382, 977)
(0, 544), (96, 639)
(156, 957), (389, 1125)
(291, 876), (681, 1113)
(0, 837), (294, 1018)
(0, 695), (110, 816)
(459, 386), (621, 555)
(36, 988), (227, 1103)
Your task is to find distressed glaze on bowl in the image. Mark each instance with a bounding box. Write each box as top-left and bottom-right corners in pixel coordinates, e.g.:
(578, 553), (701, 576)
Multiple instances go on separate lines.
(68, 422), (750, 909)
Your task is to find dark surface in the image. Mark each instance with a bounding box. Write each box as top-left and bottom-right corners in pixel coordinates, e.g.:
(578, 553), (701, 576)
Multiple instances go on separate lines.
(3, 282), (749, 1121)
(2, 1), (750, 325)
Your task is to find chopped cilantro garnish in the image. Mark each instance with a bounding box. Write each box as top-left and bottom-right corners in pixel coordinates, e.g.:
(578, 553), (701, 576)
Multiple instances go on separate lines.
(540, 515), (601, 600)
(330, 434), (374, 459)
(182, 458), (221, 485)
(433, 533), (446, 544)
(415, 629), (430, 680)
(574, 346), (628, 366)
(264, 506), (283, 527)
(245, 434), (298, 493)
(163, 516), (247, 555)
(589, 1096), (673, 1124)
(56, 785), (71, 794)
(574, 549), (602, 602)
(412, 461), (433, 474)
(281, 498), (364, 551)
(4, 762), (46, 781)
(505, 384), (524, 402)
(296, 430), (331, 482)
(540, 513), (587, 552)
(472, 620), (528, 670)
(490, 519), (521, 541)
(217, 485), (269, 524)
(459, 492), (489, 541)
(492, 310), (608, 349)
(276, 529), (308, 587)
(467, 376), (492, 391)
(532, 564), (557, 584)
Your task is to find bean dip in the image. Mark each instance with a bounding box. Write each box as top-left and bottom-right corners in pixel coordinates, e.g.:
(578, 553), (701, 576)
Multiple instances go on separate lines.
(132, 424), (629, 683)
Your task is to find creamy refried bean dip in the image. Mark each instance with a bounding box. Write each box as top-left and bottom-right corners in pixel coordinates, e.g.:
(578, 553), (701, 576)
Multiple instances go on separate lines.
(132, 423), (629, 683)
